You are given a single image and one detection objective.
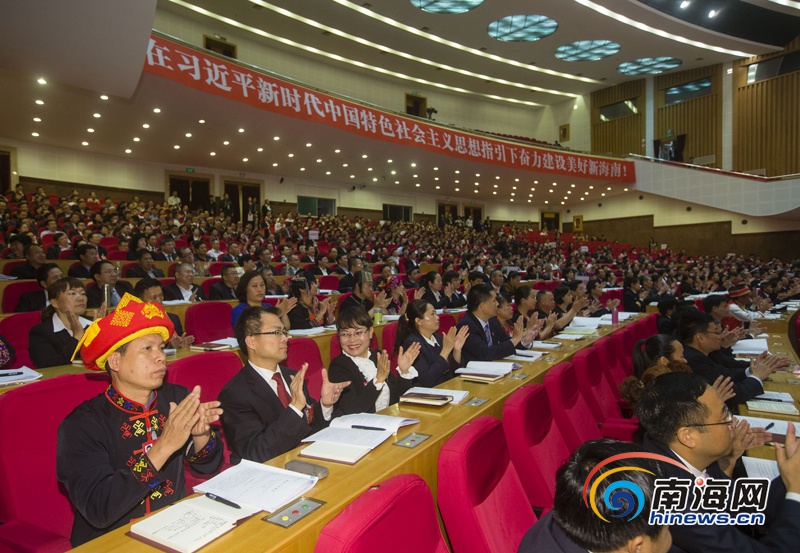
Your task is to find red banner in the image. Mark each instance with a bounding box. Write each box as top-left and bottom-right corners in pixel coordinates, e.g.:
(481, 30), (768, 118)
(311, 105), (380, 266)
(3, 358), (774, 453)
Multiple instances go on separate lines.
(143, 34), (635, 183)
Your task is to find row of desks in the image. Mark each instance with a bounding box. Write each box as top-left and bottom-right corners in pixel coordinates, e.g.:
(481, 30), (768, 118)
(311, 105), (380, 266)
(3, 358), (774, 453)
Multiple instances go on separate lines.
(60, 309), (800, 551)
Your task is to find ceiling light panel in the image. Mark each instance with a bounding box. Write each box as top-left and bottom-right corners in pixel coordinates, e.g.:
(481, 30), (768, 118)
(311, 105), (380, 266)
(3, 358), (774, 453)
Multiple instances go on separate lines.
(555, 40), (621, 62)
(618, 56), (682, 75)
(410, 0), (484, 14)
(487, 15), (558, 42)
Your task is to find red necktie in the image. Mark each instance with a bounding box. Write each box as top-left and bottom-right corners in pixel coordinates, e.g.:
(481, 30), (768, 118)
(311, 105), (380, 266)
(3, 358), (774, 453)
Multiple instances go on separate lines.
(272, 372), (292, 408)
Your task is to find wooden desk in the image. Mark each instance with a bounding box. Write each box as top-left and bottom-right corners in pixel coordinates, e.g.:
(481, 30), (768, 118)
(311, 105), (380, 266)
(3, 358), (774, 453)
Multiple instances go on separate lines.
(71, 319), (629, 553)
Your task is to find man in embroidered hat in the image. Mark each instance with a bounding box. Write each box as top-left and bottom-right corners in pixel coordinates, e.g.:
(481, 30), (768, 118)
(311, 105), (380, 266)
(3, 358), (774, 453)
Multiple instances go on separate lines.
(727, 283), (768, 324)
(56, 293), (223, 547)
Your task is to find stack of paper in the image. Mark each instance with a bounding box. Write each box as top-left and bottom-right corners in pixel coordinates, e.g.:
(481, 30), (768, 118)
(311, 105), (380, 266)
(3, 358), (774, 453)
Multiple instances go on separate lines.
(0, 367), (42, 385)
(528, 341), (562, 350)
(553, 333), (587, 341)
(457, 362), (515, 382)
(559, 327), (598, 336)
(755, 391), (795, 403)
(732, 339), (769, 355)
(504, 350), (544, 363)
(194, 460), (317, 513)
(287, 327), (327, 336)
(739, 416), (799, 440)
(300, 414), (419, 463)
(742, 457), (779, 480)
(403, 387), (469, 405)
(745, 400), (799, 416)
(210, 337), (240, 349)
(569, 317), (601, 329)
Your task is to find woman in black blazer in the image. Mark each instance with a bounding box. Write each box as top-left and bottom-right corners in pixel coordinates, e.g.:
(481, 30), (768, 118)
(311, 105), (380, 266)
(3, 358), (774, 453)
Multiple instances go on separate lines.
(29, 277), (101, 369)
(328, 307), (420, 416)
(395, 300), (469, 387)
(286, 274), (335, 330)
(420, 270), (449, 309)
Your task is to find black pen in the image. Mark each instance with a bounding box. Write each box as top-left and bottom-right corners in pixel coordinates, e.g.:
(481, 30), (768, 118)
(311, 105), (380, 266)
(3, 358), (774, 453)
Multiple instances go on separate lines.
(352, 425), (385, 431)
(765, 422), (775, 431)
(0, 372), (23, 378)
(205, 493), (241, 509)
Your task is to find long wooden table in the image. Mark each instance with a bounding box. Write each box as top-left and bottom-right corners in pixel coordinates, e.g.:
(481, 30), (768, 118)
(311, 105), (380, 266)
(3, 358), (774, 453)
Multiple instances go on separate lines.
(70, 318), (633, 553)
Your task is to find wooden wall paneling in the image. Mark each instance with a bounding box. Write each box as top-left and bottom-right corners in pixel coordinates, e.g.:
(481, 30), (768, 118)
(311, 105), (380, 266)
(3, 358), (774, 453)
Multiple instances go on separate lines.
(590, 80), (646, 157)
(337, 207), (382, 221)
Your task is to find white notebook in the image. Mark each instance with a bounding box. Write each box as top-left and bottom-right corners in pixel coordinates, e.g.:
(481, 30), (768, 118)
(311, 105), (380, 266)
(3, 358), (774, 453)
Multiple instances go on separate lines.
(299, 441), (372, 465)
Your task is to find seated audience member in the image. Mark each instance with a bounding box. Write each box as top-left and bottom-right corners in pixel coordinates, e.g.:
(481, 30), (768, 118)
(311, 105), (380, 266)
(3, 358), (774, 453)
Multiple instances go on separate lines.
(656, 296), (679, 335)
(727, 284), (767, 324)
(5, 233), (32, 259)
(57, 296), (222, 546)
(14, 262), (63, 312)
(378, 275), (413, 316)
(309, 255), (331, 276)
(518, 439), (672, 553)
(217, 242), (240, 264)
(442, 270), (468, 308)
(619, 360), (693, 410)
(126, 249), (165, 279)
(585, 278), (621, 317)
(29, 278), (100, 368)
(513, 285), (558, 340)
(636, 372), (797, 553)
(678, 310), (784, 404)
(126, 234), (149, 261)
(153, 236), (178, 262)
(287, 274), (336, 329)
(339, 271), (390, 318)
(46, 232), (71, 259)
(208, 264), (239, 300)
(536, 288), (587, 330)
(281, 254), (302, 276)
(395, 299), (468, 387)
(373, 264), (393, 288)
(621, 276), (647, 313)
(404, 266), (422, 289)
(495, 294), (516, 337)
(420, 270), (450, 309)
(231, 270), (295, 327)
(219, 306), (348, 464)
(632, 334), (688, 378)
(133, 278), (194, 349)
(702, 294), (752, 369)
(67, 244), (100, 279)
(337, 256), (364, 293)
(10, 243), (47, 280)
(164, 262), (207, 302)
(87, 260), (133, 309)
(456, 284), (537, 365)
(489, 269), (511, 302)
(328, 307), (420, 416)
(238, 253), (257, 274)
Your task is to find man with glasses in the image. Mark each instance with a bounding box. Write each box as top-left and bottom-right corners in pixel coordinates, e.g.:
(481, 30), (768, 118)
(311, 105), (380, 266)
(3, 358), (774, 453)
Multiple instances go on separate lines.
(126, 249), (165, 279)
(164, 262), (207, 302)
(679, 310), (782, 404)
(209, 265), (239, 300)
(338, 271), (390, 319)
(87, 260), (133, 308)
(637, 372), (800, 553)
(219, 306), (349, 463)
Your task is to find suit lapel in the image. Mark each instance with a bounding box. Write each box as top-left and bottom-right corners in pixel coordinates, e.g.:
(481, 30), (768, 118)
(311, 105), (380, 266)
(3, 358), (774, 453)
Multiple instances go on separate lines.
(243, 362), (284, 416)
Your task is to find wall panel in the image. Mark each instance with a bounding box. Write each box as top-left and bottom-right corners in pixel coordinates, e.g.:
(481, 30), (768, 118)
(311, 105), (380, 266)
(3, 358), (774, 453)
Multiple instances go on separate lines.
(590, 80), (645, 157)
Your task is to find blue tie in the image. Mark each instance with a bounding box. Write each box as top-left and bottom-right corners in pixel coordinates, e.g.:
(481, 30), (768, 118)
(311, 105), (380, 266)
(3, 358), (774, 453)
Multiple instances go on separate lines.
(484, 323), (493, 347)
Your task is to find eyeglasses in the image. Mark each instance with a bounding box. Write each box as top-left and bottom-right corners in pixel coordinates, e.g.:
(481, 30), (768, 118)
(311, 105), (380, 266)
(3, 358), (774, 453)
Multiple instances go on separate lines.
(701, 330), (724, 336)
(687, 408), (733, 429)
(339, 329), (369, 341)
(252, 330), (290, 338)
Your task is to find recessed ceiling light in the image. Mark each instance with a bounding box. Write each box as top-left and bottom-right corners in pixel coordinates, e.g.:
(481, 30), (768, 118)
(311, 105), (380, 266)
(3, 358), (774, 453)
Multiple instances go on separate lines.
(238, 128), (245, 133)
(142, 123), (150, 128)
(561, 201), (565, 205)
(607, 187), (612, 190)
(680, 1), (690, 8)
(37, 78), (47, 85)
(395, 181), (400, 184)
(585, 192), (589, 195)
(528, 199), (531, 203)
(173, 145), (180, 149)
(529, 193), (533, 197)
(100, 95), (109, 100)
(454, 170), (460, 174)
(306, 143), (312, 147)
(708, 9), (717, 18)
(455, 180), (460, 184)
(510, 199), (514, 202)
(335, 149), (341, 153)
(571, 183), (576, 187)
(372, 177), (378, 182)
(35, 100), (44, 105)
(475, 173), (480, 177)
(545, 200), (549, 204)
(301, 168), (306, 171)
(474, 182), (479, 185)
(223, 141), (230, 145)
(553, 182), (557, 186)
(125, 149), (132, 154)
(564, 196), (568, 200)
(82, 141), (89, 146)
(493, 191), (497, 195)
(185, 133), (192, 138)
(494, 184), (498, 188)
(326, 171), (331, 175)
(589, 185), (594, 189)
(243, 158), (248, 162)
(257, 147), (264, 152)
(567, 191), (572, 195)
(411, 163), (417, 167)
(288, 153), (294, 157)
(391, 171), (397, 175)
(362, 154), (368, 158)
(601, 193), (606, 196)
(487, 14), (558, 42)
(153, 108), (161, 113)
(87, 128), (94, 133)
(133, 137), (140, 142)
(273, 136), (280, 140)
(33, 117), (41, 122)
(534, 180), (539, 184)
(414, 174), (418, 178)
(93, 113), (101, 118)
(273, 162), (278, 166)
(198, 119), (205, 124)
(436, 186), (441, 189)
(511, 193), (515, 196)
(433, 167), (438, 170)
(531, 188), (536, 191)
(435, 177), (439, 181)
(512, 186), (517, 189)
(317, 159), (322, 163)
(580, 197), (585, 201)
(624, 187), (629, 191)
(417, 184), (421, 187)
(473, 189), (478, 193)
(350, 175), (355, 178)
(210, 152), (216, 156)
(455, 188), (460, 191)
(31, 132), (39, 137)
(343, 163), (348, 167)
(549, 189), (553, 193)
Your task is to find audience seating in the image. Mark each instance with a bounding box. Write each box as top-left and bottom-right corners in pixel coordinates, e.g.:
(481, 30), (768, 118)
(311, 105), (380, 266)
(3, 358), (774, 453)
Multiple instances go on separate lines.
(593, 336), (627, 399)
(335, 293), (353, 314)
(502, 384), (570, 512)
(120, 262), (139, 278)
(107, 250), (127, 260)
(57, 250), (74, 260)
(2, 261), (25, 276)
(2, 281), (41, 313)
(318, 275), (339, 291)
(438, 416), (536, 553)
(0, 311), (41, 369)
(209, 262), (234, 276)
(199, 277), (222, 298)
(314, 474), (448, 553)
(437, 313), (456, 335)
(572, 347), (637, 429)
(543, 362), (635, 450)
(184, 302), (234, 342)
(284, 337), (325, 400)
(0, 373), (110, 553)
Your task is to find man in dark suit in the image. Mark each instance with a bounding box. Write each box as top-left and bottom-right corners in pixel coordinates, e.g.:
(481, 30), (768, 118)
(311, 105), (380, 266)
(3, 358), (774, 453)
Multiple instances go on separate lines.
(86, 260), (133, 309)
(519, 440), (671, 553)
(152, 237), (178, 262)
(10, 244), (47, 280)
(637, 372), (800, 553)
(217, 242), (241, 264)
(163, 262), (207, 302)
(456, 284), (529, 365)
(337, 256), (363, 293)
(208, 265), (239, 301)
(67, 244), (99, 279)
(403, 250), (419, 274)
(679, 310), (779, 405)
(133, 278), (193, 348)
(126, 249), (165, 279)
(218, 306), (349, 464)
(14, 263), (63, 312)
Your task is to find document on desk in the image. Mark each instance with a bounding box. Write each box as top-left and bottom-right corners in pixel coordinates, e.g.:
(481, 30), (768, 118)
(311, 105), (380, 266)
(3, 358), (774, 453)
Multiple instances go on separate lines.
(745, 400), (800, 416)
(731, 339), (769, 355)
(130, 495), (261, 553)
(403, 387), (469, 405)
(742, 457), (779, 480)
(570, 317), (601, 329)
(461, 361), (515, 374)
(210, 337), (240, 348)
(194, 460), (317, 513)
(528, 341), (562, 350)
(755, 391), (795, 403)
(301, 427), (393, 450)
(513, 349), (544, 361)
(738, 416), (799, 442)
(0, 366), (42, 385)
